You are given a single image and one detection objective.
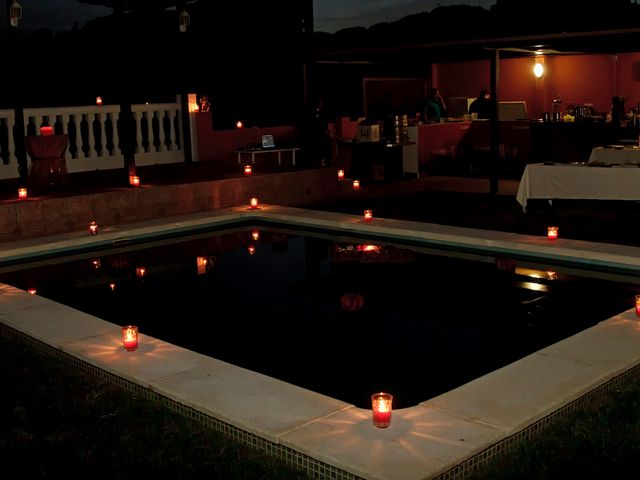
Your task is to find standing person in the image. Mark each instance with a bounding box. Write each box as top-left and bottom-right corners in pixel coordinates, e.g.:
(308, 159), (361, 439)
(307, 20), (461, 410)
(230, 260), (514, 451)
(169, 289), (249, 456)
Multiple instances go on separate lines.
(423, 88), (447, 123)
(469, 89), (492, 119)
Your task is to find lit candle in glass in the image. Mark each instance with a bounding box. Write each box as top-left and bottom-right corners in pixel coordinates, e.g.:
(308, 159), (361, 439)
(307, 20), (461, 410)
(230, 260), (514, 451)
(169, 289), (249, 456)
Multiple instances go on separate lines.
(635, 295), (640, 317)
(96, 96), (103, 106)
(236, 120), (243, 129)
(40, 126), (53, 136)
(371, 392), (393, 428)
(251, 230), (260, 241)
(27, 288), (36, 295)
(547, 226), (558, 240)
(249, 197), (259, 209)
(337, 169), (345, 180)
(197, 256), (207, 275)
(248, 245), (256, 255)
(89, 221), (98, 235)
(364, 209), (373, 222)
(352, 179), (360, 190)
(121, 325), (139, 351)
(244, 164), (252, 175)
(129, 175), (140, 187)
(109, 283), (116, 291)
(17, 187), (27, 199)
(136, 267), (146, 278)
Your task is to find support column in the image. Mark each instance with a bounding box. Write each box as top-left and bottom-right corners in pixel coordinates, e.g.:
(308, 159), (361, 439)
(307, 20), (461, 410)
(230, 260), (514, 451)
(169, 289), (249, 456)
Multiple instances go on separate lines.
(490, 49), (500, 195)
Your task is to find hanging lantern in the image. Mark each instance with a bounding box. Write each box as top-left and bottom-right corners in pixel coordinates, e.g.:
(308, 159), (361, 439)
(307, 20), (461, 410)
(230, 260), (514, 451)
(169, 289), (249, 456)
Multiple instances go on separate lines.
(179, 9), (190, 33)
(9, 1), (22, 28)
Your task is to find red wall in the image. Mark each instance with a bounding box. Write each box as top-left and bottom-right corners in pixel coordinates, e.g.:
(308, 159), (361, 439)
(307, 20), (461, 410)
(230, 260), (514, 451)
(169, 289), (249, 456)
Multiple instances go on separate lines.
(434, 53), (640, 120)
(195, 113), (298, 163)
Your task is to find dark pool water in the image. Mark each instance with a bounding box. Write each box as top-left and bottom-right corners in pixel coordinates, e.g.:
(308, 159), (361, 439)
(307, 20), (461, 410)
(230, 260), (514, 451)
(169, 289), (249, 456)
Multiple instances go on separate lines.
(1, 228), (636, 408)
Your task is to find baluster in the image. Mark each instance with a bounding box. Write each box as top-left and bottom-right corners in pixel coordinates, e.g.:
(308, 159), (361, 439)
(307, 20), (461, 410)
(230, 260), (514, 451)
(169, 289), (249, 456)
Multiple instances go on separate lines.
(111, 112), (121, 156)
(168, 109), (177, 151)
(87, 113), (97, 157)
(98, 112), (108, 157)
(61, 114), (72, 162)
(7, 115), (16, 166)
(157, 110), (167, 152)
(134, 110), (143, 153)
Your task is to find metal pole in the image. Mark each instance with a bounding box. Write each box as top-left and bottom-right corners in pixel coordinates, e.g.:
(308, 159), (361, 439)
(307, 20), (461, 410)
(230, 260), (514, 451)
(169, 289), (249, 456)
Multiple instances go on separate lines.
(6, 0), (27, 185)
(113, 0), (136, 181)
(489, 48), (499, 195)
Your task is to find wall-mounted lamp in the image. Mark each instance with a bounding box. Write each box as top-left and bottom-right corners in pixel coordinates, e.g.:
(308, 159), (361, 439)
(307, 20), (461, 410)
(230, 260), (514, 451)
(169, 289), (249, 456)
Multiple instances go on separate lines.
(9, 1), (22, 28)
(179, 9), (190, 33)
(533, 60), (545, 79)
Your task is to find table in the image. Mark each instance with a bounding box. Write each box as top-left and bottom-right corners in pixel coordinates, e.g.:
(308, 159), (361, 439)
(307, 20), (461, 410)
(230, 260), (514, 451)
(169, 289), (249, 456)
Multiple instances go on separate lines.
(516, 162), (640, 212)
(588, 146), (640, 165)
(25, 134), (69, 190)
(235, 147), (300, 166)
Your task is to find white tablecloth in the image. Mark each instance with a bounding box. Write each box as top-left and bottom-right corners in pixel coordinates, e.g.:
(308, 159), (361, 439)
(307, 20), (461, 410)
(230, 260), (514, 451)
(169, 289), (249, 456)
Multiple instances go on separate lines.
(588, 146), (640, 165)
(516, 163), (640, 212)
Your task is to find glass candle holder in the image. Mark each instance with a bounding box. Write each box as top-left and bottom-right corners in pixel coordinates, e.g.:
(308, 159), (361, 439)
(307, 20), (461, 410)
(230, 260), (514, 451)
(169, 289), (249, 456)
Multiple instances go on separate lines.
(244, 165), (252, 175)
(364, 209), (373, 222)
(251, 230), (260, 241)
(352, 179), (360, 190)
(89, 221), (98, 235)
(249, 197), (259, 209)
(635, 295), (640, 317)
(547, 226), (558, 240)
(129, 175), (140, 187)
(17, 187), (27, 199)
(372, 392), (393, 428)
(337, 169), (345, 180)
(40, 126), (53, 136)
(121, 325), (139, 351)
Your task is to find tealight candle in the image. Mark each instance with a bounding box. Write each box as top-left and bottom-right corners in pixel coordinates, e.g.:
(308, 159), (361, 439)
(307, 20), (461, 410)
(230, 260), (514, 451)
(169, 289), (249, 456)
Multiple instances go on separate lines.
(89, 221), (98, 235)
(17, 187), (27, 199)
(129, 175), (140, 187)
(121, 325), (139, 351)
(96, 96), (103, 106)
(249, 197), (259, 209)
(352, 179), (360, 190)
(371, 392), (393, 428)
(547, 226), (558, 240)
(337, 169), (345, 180)
(364, 209), (373, 222)
(244, 164), (252, 175)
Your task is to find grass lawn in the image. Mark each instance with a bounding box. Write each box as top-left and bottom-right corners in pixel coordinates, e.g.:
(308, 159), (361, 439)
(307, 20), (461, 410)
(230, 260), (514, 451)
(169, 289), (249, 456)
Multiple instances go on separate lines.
(0, 334), (309, 479)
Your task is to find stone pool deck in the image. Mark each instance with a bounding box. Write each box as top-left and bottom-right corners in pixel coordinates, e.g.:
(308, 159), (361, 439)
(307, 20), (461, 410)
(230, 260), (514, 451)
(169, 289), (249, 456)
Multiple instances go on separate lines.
(1, 205), (640, 480)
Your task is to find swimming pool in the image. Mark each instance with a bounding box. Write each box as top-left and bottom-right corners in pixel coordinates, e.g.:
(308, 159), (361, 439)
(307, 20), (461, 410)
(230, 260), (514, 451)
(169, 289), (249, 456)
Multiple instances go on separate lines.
(1, 225), (636, 409)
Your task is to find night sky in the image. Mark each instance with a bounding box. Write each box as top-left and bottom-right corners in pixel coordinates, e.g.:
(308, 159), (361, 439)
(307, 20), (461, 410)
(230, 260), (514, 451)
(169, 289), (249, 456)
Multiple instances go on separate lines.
(8, 0), (497, 33)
